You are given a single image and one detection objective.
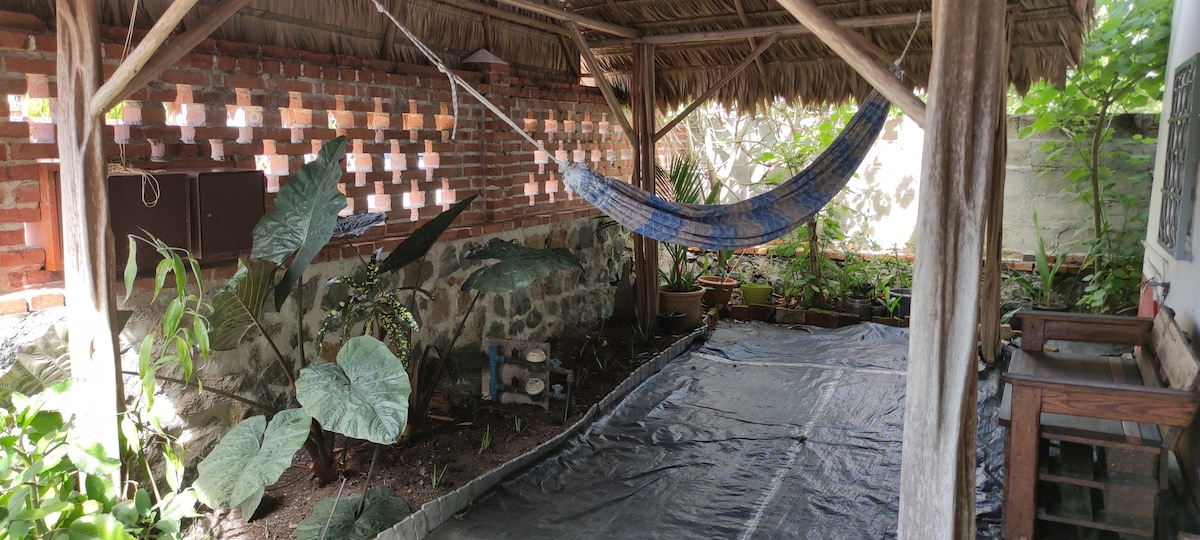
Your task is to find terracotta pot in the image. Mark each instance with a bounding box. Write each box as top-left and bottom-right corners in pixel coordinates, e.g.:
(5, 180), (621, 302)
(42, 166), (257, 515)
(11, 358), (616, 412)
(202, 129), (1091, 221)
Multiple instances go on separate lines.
(698, 275), (738, 309)
(660, 288), (705, 329)
(740, 283), (772, 305)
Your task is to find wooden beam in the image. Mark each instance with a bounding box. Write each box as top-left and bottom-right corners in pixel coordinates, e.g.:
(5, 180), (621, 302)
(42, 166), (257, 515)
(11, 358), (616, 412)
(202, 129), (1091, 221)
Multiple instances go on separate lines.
(56, 0), (125, 470)
(631, 42), (658, 327)
(91, 0), (252, 115)
(774, 0), (926, 128)
(565, 21), (635, 142)
(589, 12), (919, 49)
(439, 0), (571, 37)
(897, 1), (1008, 538)
(653, 34), (778, 143)
(845, 29), (928, 89)
(491, 0), (639, 39)
(90, 0), (201, 116)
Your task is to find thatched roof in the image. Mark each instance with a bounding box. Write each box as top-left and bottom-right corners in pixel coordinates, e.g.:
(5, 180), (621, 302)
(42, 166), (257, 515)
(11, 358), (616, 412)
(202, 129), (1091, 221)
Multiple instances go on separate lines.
(7, 0), (1093, 111)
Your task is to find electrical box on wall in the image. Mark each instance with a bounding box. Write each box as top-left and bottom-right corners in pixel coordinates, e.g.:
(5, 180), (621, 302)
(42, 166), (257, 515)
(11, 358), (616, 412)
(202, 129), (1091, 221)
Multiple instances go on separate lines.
(29, 165), (266, 274)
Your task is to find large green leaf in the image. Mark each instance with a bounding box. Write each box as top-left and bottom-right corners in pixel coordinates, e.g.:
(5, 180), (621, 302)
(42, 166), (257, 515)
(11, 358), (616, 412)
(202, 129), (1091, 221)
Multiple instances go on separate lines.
(251, 136), (349, 309)
(291, 487), (410, 540)
(379, 194), (477, 274)
(461, 239), (583, 293)
(296, 336), (410, 444)
(1, 322), (70, 404)
(193, 409), (311, 518)
(208, 258), (278, 351)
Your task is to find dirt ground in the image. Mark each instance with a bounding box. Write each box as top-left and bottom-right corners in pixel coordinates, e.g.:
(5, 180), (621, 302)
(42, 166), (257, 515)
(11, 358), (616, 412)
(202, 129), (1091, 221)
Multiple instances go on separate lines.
(192, 318), (686, 539)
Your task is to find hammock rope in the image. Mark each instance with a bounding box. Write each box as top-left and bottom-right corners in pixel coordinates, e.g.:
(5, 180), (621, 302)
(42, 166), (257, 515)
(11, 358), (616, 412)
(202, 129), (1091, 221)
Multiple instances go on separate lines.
(370, 0), (912, 250)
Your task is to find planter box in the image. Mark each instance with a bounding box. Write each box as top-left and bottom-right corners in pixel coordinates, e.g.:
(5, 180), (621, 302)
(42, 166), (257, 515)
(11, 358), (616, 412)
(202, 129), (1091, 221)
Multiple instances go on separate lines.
(747, 304), (776, 322)
(727, 305), (750, 321)
(807, 309), (862, 328)
(775, 307), (806, 325)
(873, 316), (905, 327)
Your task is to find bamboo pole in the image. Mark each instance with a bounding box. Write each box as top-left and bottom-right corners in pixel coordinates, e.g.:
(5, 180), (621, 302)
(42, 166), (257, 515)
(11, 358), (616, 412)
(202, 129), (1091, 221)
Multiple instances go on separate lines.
(897, 0), (1007, 537)
(589, 12), (919, 48)
(565, 21), (635, 140)
(653, 34), (778, 143)
(92, 0), (253, 115)
(632, 43), (659, 326)
(980, 17), (1015, 366)
(775, 0), (926, 128)
(490, 0), (639, 38)
(56, 0), (125, 467)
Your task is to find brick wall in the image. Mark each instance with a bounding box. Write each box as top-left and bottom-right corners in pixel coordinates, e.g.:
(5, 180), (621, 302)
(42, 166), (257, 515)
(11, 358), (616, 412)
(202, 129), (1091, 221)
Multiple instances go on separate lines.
(0, 16), (633, 312)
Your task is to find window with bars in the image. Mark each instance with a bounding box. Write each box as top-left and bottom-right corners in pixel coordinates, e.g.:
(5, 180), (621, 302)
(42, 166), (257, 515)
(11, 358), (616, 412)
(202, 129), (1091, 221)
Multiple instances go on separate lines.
(1159, 53), (1200, 260)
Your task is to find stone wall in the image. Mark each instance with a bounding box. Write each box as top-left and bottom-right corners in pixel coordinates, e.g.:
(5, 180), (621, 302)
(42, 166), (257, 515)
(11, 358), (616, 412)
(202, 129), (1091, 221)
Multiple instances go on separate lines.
(116, 216), (628, 462)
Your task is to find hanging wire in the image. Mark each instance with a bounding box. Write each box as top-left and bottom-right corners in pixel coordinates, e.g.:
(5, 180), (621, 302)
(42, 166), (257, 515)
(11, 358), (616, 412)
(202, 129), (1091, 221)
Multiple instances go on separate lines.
(369, 0), (566, 168)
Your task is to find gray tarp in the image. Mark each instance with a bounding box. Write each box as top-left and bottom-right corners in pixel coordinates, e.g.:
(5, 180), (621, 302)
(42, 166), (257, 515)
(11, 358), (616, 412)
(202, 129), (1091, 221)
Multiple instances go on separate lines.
(429, 321), (1004, 539)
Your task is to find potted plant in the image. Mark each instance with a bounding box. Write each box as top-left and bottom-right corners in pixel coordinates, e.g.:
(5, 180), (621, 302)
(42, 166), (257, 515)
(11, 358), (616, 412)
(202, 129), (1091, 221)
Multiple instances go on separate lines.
(698, 250), (739, 310)
(841, 251), (874, 321)
(1008, 211), (1068, 310)
(656, 154), (717, 329)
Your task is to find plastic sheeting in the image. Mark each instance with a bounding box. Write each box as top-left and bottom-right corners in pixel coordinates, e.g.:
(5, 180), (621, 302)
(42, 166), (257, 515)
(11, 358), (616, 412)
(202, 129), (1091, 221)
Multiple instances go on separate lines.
(428, 321), (1005, 539)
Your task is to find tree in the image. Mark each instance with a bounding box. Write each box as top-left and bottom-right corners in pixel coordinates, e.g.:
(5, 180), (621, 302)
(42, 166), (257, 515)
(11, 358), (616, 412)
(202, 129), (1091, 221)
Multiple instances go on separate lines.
(1012, 0), (1171, 313)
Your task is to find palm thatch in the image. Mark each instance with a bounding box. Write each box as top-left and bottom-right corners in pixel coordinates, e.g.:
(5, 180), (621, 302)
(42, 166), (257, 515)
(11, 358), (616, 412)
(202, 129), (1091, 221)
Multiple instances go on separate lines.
(6, 0), (1092, 112)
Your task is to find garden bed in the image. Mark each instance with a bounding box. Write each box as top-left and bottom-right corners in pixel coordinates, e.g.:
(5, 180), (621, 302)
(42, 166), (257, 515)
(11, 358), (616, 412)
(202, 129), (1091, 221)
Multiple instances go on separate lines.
(192, 317), (691, 539)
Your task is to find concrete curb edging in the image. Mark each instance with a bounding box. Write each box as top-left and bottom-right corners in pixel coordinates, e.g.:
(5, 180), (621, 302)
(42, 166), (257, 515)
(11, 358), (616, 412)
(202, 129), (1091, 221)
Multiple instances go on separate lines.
(377, 325), (708, 540)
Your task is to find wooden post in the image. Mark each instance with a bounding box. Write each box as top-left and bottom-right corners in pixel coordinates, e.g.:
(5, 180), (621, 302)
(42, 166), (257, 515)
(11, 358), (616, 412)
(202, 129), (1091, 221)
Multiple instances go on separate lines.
(1004, 384), (1042, 540)
(980, 18), (1014, 365)
(631, 43), (659, 326)
(56, 0), (125, 463)
(897, 1), (1007, 538)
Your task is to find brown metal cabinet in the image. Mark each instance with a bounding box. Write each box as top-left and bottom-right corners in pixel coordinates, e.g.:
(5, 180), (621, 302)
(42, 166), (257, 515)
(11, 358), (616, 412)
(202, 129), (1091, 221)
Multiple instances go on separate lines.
(186, 169), (265, 260)
(108, 171), (192, 271)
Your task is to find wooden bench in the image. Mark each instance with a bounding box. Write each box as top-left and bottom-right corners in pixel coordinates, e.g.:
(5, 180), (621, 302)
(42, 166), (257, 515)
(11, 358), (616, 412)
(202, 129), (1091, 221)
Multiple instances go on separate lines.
(1000, 309), (1200, 540)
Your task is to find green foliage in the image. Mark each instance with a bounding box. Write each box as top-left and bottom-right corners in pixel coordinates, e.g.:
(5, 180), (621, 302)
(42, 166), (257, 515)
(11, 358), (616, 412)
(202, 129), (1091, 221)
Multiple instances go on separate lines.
(207, 258), (277, 351)
(462, 239), (584, 293)
(0, 322), (70, 406)
(776, 203), (847, 309)
(379, 195), (478, 273)
(295, 336), (411, 445)
(193, 409), (311, 520)
(430, 464), (447, 488)
(514, 417), (524, 433)
(291, 487), (410, 540)
(1007, 211), (1067, 306)
(125, 235), (212, 404)
(0, 383), (196, 539)
(1012, 0), (1169, 314)
(251, 136), (349, 309)
(655, 154), (719, 292)
(317, 252), (419, 365)
(479, 425), (491, 454)
(744, 103), (857, 182)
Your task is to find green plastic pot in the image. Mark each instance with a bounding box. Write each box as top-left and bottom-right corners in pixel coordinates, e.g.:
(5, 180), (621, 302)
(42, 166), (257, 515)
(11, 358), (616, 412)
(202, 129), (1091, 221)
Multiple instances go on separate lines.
(740, 283), (772, 305)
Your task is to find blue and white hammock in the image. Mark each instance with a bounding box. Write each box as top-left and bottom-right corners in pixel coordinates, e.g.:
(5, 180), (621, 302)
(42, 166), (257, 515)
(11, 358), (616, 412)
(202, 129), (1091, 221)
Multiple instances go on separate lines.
(373, 0), (895, 251)
(563, 88), (890, 251)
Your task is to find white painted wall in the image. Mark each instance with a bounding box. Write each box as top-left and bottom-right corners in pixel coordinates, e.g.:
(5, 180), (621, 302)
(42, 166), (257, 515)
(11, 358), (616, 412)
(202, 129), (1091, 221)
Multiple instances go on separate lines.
(1144, 0), (1200, 341)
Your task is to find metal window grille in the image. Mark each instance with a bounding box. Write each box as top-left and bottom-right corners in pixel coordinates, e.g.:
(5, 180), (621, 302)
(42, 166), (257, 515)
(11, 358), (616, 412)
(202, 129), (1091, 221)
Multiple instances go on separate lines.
(1159, 53), (1200, 260)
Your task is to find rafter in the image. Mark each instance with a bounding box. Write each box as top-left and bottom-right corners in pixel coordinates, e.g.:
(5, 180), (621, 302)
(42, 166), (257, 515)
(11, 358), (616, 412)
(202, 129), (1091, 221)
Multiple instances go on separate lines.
(91, 0), (252, 115)
(653, 34), (778, 143)
(438, 0), (571, 37)
(490, 0), (639, 38)
(775, 0), (926, 128)
(565, 21), (634, 139)
(589, 11), (917, 48)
